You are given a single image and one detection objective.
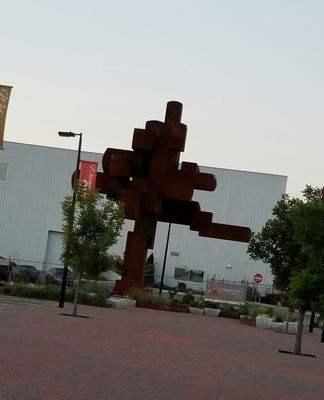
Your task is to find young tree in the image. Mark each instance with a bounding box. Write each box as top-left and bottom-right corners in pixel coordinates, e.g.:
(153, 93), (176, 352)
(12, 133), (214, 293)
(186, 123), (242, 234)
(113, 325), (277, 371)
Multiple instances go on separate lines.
(287, 269), (323, 352)
(291, 186), (324, 344)
(61, 184), (124, 316)
(247, 191), (316, 355)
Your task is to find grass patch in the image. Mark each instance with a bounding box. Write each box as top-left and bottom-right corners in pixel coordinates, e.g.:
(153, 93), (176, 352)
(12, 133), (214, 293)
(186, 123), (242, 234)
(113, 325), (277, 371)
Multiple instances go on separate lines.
(1, 282), (109, 307)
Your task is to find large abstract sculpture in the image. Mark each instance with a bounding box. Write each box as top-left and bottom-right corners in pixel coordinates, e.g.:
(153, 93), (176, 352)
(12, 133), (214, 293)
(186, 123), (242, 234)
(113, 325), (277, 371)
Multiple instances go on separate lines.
(95, 101), (251, 295)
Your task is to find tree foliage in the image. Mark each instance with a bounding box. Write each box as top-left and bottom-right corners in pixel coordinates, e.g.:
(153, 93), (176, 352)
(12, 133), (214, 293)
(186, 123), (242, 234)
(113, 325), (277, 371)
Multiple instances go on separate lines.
(289, 186), (324, 312)
(292, 187), (324, 261)
(61, 184), (124, 280)
(248, 195), (305, 292)
(248, 186), (324, 354)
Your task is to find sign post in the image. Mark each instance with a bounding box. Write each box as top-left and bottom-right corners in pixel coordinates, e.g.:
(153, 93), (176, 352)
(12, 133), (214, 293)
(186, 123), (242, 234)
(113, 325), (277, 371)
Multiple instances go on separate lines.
(253, 273), (263, 302)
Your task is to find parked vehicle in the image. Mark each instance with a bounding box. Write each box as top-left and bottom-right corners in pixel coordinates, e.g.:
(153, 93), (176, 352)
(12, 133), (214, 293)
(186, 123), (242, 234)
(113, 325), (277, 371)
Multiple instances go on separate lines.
(49, 267), (75, 286)
(0, 257), (16, 281)
(13, 265), (40, 283)
(0, 265), (9, 281)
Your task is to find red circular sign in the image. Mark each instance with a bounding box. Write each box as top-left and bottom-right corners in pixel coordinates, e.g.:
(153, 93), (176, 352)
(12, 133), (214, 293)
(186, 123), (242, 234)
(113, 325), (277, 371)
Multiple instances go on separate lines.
(254, 273), (263, 283)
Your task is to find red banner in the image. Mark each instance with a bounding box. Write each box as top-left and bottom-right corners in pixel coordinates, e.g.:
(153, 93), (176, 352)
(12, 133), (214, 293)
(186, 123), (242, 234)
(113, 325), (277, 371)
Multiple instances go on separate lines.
(0, 85), (13, 150)
(79, 161), (98, 192)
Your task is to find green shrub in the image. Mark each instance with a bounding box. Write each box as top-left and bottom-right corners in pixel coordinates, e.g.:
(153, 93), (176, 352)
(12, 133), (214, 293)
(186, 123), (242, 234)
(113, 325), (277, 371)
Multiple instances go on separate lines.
(219, 307), (241, 319)
(78, 290), (107, 306)
(239, 303), (249, 316)
(45, 273), (59, 285)
(273, 314), (283, 322)
(10, 284), (60, 300)
(65, 286), (108, 306)
(42, 285), (61, 300)
(187, 288), (205, 296)
(260, 293), (281, 305)
(0, 285), (12, 294)
(130, 291), (172, 307)
(204, 300), (221, 309)
(98, 273), (108, 281)
(80, 281), (111, 297)
(246, 286), (260, 301)
(170, 298), (178, 306)
(129, 290), (152, 304)
(8, 282), (108, 306)
(177, 282), (187, 292)
(182, 293), (195, 306)
(149, 282), (177, 291)
(248, 308), (259, 319)
(13, 272), (29, 284)
(265, 307), (275, 317)
(211, 303), (248, 319)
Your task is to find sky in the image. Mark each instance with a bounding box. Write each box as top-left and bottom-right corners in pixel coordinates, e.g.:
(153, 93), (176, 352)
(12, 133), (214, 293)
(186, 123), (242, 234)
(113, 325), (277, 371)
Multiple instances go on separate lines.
(1, 0), (324, 198)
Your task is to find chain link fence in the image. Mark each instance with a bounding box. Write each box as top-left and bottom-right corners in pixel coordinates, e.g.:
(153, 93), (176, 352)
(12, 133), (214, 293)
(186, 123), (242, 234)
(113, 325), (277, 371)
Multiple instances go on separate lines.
(1, 257), (275, 302)
(146, 273), (274, 302)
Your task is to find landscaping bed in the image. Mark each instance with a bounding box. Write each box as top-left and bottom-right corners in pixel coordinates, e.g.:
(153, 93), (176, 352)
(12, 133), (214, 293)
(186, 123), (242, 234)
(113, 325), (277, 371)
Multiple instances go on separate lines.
(136, 303), (189, 313)
(0, 281), (111, 307)
(239, 315), (256, 327)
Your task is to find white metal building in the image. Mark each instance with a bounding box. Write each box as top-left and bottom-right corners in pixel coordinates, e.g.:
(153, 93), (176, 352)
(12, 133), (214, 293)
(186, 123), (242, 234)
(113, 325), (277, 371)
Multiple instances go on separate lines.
(0, 141), (287, 287)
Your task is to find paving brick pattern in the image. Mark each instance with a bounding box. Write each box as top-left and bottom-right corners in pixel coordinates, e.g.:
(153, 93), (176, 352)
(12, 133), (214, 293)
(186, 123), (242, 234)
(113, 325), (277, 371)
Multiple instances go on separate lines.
(0, 300), (323, 400)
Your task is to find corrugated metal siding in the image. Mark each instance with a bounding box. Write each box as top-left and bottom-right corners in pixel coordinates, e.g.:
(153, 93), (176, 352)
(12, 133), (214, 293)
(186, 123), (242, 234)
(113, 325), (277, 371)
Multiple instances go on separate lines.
(0, 142), (287, 284)
(0, 142), (102, 266)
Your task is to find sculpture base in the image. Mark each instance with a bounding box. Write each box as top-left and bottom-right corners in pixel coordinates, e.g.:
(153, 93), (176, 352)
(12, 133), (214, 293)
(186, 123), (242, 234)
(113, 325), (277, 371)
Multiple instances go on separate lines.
(114, 279), (152, 297)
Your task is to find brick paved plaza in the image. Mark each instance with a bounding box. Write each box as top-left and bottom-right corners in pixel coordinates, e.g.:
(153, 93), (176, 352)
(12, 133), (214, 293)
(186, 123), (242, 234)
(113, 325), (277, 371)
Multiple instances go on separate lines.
(0, 298), (323, 400)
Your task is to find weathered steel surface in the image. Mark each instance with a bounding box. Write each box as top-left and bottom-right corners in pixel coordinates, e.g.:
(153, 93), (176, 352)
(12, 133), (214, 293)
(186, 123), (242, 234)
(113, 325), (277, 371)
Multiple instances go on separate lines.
(94, 101), (251, 295)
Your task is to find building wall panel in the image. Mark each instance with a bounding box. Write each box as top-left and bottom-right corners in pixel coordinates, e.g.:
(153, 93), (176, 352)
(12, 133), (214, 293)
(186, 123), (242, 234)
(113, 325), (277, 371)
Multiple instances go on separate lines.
(0, 142), (287, 286)
(151, 166), (287, 286)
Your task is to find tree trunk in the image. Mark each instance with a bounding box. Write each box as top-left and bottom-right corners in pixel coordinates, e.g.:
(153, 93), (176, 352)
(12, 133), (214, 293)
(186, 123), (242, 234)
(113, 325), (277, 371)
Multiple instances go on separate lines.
(284, 309), (289, 334)
(293, 308), (305, 355)
(72, 275), (81, 316)
(309, 310), (315, 333)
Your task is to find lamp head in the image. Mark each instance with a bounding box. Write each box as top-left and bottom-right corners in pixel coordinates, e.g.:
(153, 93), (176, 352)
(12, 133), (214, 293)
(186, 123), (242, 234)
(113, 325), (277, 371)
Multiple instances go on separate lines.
(58, 131), (76, 137)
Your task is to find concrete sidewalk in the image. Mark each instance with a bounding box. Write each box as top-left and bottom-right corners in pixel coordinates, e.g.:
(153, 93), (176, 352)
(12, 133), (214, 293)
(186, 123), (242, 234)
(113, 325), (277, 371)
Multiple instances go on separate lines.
(0, 301), (323, 400)
(0, 295), (57, 310)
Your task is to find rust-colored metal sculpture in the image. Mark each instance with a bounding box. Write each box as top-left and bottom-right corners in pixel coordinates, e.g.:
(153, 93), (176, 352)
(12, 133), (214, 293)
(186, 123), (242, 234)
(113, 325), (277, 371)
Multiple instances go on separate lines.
(95, 101), (251, 295)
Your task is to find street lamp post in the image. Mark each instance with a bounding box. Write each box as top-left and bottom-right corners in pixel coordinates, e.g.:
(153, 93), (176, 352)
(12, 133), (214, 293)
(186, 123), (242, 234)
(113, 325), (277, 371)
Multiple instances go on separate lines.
(58, 131), (82, 308)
